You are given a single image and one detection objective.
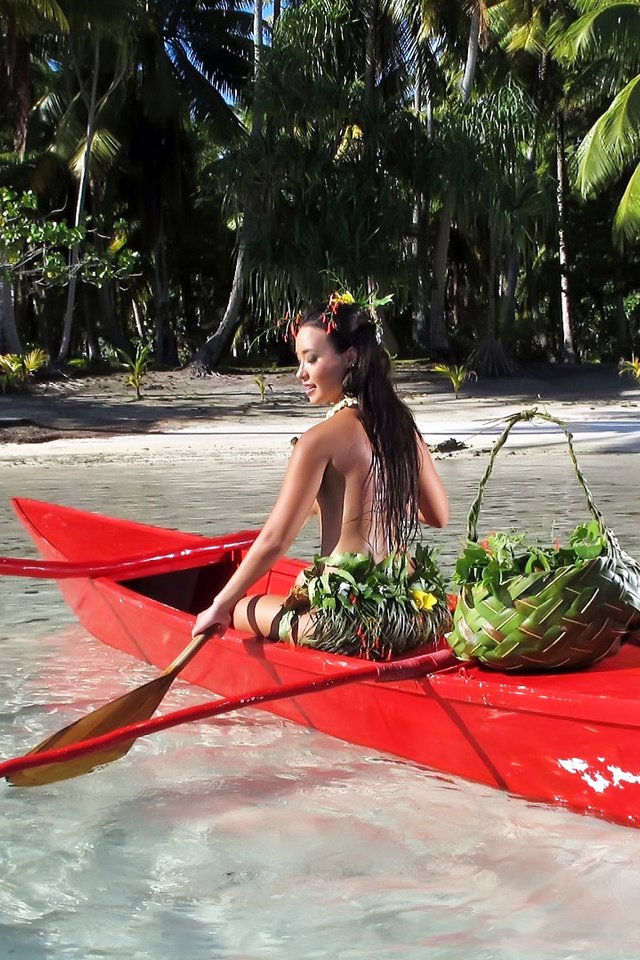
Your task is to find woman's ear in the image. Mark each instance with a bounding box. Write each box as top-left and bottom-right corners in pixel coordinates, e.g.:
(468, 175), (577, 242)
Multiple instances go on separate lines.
(345, 346), (357, 369)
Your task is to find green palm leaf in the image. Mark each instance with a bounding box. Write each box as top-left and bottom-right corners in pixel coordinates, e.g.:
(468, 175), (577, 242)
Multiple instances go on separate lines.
(506, 11), (549, 57)
(576, 74), (640, 192)
(70, 128), (122, 180)
(555, 1), (640, 66)
(0, 0), (68, 31)
(613, 160), (640, 244)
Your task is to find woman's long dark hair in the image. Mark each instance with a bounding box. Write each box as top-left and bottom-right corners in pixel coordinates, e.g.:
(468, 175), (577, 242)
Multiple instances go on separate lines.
(298, 301), (422, 551)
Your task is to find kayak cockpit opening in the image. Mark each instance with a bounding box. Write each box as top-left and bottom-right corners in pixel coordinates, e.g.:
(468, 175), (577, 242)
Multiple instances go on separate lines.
(117, 558), (238, 615)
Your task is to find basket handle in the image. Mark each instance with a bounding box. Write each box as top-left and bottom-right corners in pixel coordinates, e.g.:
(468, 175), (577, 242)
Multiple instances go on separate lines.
(465, 408), (615, 549)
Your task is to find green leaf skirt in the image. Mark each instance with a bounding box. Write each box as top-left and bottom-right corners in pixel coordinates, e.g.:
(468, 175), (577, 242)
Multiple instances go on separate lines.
(279, 547), (453, 661)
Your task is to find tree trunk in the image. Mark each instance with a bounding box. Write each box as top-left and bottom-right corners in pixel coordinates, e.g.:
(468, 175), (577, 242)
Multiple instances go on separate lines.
(428, 191), (454, 354)
(253, 0), (263, 90)
(10, 33), (31, 158)
(411, 63), (429, 349)
(57, 35), (127, 364)
(499, 245), (520, 340)
(132, 298), (145, 340)
(412, 195), (429, 349)
(364, 0), (378, 107)
(57, 39), (102, 365)
(487, 227), (497, 342)
(192, 226), (249, 372)
(0, 279), (23, 354)
(461, 8), (481, 105)
(615, 293), (629, 354)
(83, 286), (101, 364)
(153, 224), (178, 366)
(97, 278), (127, 352)
(556, 110), (576, 362)
(91, 186), (128, 353)
(428, 9), (480, 356)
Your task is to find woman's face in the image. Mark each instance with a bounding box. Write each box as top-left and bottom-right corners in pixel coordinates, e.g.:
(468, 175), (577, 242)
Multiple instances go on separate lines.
(294, 325), (353, 406)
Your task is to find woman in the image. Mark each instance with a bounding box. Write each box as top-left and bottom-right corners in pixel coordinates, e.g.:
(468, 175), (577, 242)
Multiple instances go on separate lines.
(193, 295), (450, 657)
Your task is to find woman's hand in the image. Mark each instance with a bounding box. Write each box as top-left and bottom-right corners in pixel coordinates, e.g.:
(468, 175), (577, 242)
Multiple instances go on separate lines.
(192, 599), (232, 640)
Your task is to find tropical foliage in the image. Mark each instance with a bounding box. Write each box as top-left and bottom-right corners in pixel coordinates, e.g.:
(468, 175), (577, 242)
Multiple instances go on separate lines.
(619, 353), (640, 378)
(0, 346), (47, 391)
(0, 0), (639, 372)
(432, 362), (477, 398)
(453, 520), (609, 593)
(117, 342), (152, 400)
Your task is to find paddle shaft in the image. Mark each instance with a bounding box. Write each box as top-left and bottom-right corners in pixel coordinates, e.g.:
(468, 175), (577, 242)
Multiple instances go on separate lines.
(0, 531), (259, 580)
(0, 647), (459, 782)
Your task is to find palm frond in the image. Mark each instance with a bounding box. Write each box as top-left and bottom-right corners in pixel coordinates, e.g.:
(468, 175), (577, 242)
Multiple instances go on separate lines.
(33, 89), (67, 127)
(612, 160), (640, 247)
(576, 74), (640, 194)
(554, 1), (640, 68)
(69, 128), (122, 180)
(505, 12), (548, 57)
(4, 0), (68, 31)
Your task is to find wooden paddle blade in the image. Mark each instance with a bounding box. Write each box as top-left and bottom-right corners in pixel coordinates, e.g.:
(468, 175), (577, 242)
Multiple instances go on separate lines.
(6, 632), (212, 787)
(8, 742), (139, 787)
(7, 672), (176, 787)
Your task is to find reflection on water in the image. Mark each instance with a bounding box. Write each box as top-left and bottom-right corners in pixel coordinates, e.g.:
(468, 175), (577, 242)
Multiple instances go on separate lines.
(1, 450), (640, 960)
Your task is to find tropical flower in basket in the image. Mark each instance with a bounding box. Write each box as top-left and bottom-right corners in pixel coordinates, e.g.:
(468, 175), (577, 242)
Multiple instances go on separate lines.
(296, 544), (452, 660)
(452, 520), (608, 595)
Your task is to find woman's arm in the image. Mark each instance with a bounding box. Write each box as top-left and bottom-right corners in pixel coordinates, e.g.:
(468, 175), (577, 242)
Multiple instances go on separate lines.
(192, 429), (329, 637)
(417, 436), (450, 528)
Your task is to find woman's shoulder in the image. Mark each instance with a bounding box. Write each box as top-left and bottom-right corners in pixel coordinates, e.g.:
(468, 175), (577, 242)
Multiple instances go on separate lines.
(296, 409), (362, 450)
(311, 407), (363, 435)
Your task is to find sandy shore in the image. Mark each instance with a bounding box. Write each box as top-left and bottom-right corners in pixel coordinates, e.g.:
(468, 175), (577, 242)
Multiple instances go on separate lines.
(1, 362), (639, 463)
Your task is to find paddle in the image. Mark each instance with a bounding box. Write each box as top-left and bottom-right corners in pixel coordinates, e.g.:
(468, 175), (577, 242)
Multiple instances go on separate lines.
(0, 647), (460, 787)
(2, 630), (216, 787)
(0, 531), (258, 580)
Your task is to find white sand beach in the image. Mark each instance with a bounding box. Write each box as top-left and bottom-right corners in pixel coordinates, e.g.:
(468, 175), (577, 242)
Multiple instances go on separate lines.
(0, 362), (639, 463)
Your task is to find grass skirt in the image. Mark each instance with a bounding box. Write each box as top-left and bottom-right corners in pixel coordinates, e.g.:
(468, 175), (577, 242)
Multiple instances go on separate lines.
(281, 547), (452, 661)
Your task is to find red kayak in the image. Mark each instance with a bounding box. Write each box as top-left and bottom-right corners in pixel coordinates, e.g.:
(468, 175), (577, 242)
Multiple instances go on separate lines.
(9, 496), (640, 829)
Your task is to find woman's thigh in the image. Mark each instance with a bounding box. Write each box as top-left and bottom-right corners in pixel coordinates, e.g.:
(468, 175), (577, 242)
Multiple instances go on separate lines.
(234, 594), (312, 643)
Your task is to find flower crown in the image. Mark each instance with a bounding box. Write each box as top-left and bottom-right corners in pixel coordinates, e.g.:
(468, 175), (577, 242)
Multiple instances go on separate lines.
(287, 289), (391, 342)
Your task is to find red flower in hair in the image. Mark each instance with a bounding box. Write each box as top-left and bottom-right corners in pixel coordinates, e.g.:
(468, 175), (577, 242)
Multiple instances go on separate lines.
(289, 312), (302, 339)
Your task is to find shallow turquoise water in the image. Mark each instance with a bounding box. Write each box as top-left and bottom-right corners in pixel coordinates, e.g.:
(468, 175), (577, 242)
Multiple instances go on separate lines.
(1, 449), (640, 960)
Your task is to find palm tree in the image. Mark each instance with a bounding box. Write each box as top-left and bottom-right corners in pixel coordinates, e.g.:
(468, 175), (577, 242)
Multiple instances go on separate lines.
(193, 0), (417, 368)
(427, 4), (492, 355)
(37, 0), (252, 364)
(124, 0), (253, 366)
(465, 84), (552, 372)
(54, 0), (137, 364)
(555, 0), (640, 248)
(1, 0), (67, 156)
(382, 0), (498, 354)
(191, 0), (263, 372)
(489, 0), (580, 361)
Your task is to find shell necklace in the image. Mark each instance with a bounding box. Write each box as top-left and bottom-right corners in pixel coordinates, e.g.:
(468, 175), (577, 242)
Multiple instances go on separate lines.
(325, 395), (358, 419)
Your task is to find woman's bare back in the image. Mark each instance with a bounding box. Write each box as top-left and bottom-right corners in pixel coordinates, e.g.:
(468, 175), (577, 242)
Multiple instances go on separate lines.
(313, 409), (385, 559)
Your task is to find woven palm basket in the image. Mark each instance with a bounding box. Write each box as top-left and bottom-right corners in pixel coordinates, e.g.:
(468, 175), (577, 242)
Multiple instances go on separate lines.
(447, 409), (640, 671)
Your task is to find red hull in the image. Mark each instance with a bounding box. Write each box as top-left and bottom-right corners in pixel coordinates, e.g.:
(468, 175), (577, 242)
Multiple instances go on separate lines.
(12, 497), (640, 829)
